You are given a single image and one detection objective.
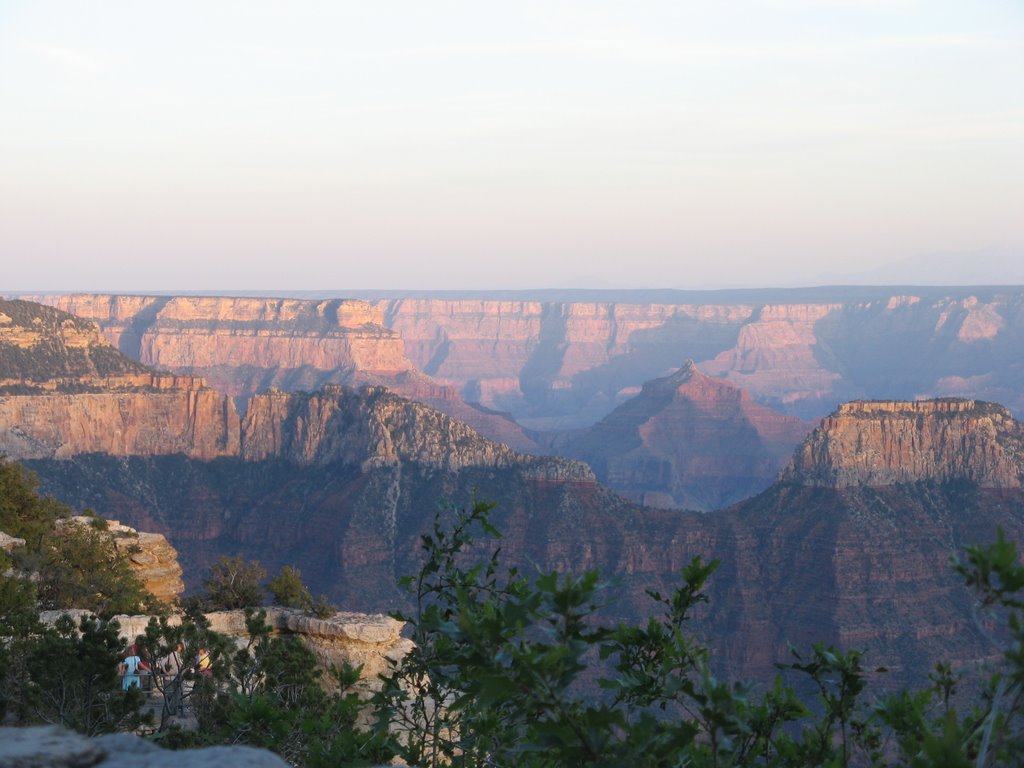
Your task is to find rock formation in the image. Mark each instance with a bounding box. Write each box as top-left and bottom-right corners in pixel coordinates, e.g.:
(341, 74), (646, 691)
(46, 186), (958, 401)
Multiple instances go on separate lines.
(19, 294), (542, 451)
(550, 361), (810, 510)
(24, 396), (1024, 693)
(1, 530), (26, 552)
(0, 299), (148, 385)
(784, 399), (1024, 488)
(240, 384), (586, 477)
(0, 726), (290, 768)
(679, 397), (1024, 685)
(0, 300), (542, 464)
(22, 295), (412, 392)
(54, 516), (185, 604)
(0, 378), (239, 460)
(23, 288), (1024, 427)
(40, 607), (411, 694)
(0, 299), (239, 461)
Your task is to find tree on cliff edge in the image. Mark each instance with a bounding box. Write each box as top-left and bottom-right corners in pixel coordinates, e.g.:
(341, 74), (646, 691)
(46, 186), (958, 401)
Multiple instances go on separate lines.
(199, 555), (266, 610)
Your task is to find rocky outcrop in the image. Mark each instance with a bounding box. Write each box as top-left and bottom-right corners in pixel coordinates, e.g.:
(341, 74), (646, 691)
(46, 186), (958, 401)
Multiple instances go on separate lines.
(40, 607), (411, 694)
(702, 481), (1024, 688)
(0, 725), (289, 767)
(54, 516), (185, 603)
(378, 370), (542, 453)
(0, 299), (148, 387)
(241, 384), (590, 478)
(1, 530), (26, 552)
(0, 300), (240, 460)
(784, 399), (1024, 488)
(553, 361), (810, 510)
(699, 303), (845, 409)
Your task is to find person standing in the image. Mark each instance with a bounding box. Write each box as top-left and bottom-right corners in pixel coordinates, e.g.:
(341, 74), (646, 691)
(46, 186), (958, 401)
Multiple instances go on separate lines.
(196, 646), (213, 678)
(160, 642), (186, 716)
(119, 645), (142, 691)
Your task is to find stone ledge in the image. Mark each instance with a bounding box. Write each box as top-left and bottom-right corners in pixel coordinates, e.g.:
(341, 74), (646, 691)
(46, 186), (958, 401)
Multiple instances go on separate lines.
(0, 725), (288, 768)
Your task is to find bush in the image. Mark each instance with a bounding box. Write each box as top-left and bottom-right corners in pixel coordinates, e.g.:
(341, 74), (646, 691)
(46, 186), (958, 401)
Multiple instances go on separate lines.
(0, 614), (147, 734)
(201, 555), (266, 611)
(34, 523), (155, 616)
(0, 458), (154, 617)
(0, 457), (66, 550)
(267, 565), (313, 611)
(310, 594), (336, 619)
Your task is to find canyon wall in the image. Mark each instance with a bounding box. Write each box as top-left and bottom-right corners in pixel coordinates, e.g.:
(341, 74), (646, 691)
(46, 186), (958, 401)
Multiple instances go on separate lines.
(7, 295), (1024, 689)
(0, 300), (239, 460)
(22, 295), (412, 398)
(24, 395), (1024, 690)
(23, 289), (1024, 428)
(784, 399), (1024, 488)
(21, 294), (541, 451)
(0, 379), (239, 460)
(240, 384), (583, 476)
(380, 291), (1024, 424)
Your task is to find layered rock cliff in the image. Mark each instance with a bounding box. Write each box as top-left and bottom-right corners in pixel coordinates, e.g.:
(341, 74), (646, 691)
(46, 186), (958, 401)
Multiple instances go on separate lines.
(379, 298), (753, 428)
(784, 399), (1024, 488)
(22, 294), (541, 451)
(0, 379), (239, 460)
(551, 361), (811, 510)
(0, 299), (546, 465)
(26, 397), (1024, 692)
(7, 298), (1024, 691)
(691, 398), (1024, 683)
(25, 295), (412, 392)
(0, 300), (239, 460)
(240, 384), (584, 477)
(24, 289), (1024, 428)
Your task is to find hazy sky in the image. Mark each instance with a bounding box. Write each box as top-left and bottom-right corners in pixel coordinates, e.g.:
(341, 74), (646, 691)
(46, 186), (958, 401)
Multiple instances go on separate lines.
(2, 1), (1022, 291)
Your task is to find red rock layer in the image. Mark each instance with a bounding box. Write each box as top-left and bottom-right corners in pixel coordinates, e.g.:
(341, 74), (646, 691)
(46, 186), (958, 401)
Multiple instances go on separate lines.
(784, 399), (1023, 488)
(0, 376), (239, 460)
(27, 295), (413, 397)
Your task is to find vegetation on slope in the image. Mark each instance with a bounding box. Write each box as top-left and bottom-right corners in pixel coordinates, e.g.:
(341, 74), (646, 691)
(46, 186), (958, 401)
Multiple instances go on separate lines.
(0, 458), (155, 616)
(0, 299), (148, 384)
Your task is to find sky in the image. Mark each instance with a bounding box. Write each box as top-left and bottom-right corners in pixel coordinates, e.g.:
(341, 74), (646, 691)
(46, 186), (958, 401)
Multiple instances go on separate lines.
(2, 1), (1023, 291)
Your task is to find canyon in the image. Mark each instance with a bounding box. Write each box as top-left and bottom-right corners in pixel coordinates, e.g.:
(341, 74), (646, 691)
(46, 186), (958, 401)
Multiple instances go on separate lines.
(22, 287), (1024, 429)
(3, 296), (1024, 692)
(25, 288), (1023, 511)
(21, 394), (1024, 691)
